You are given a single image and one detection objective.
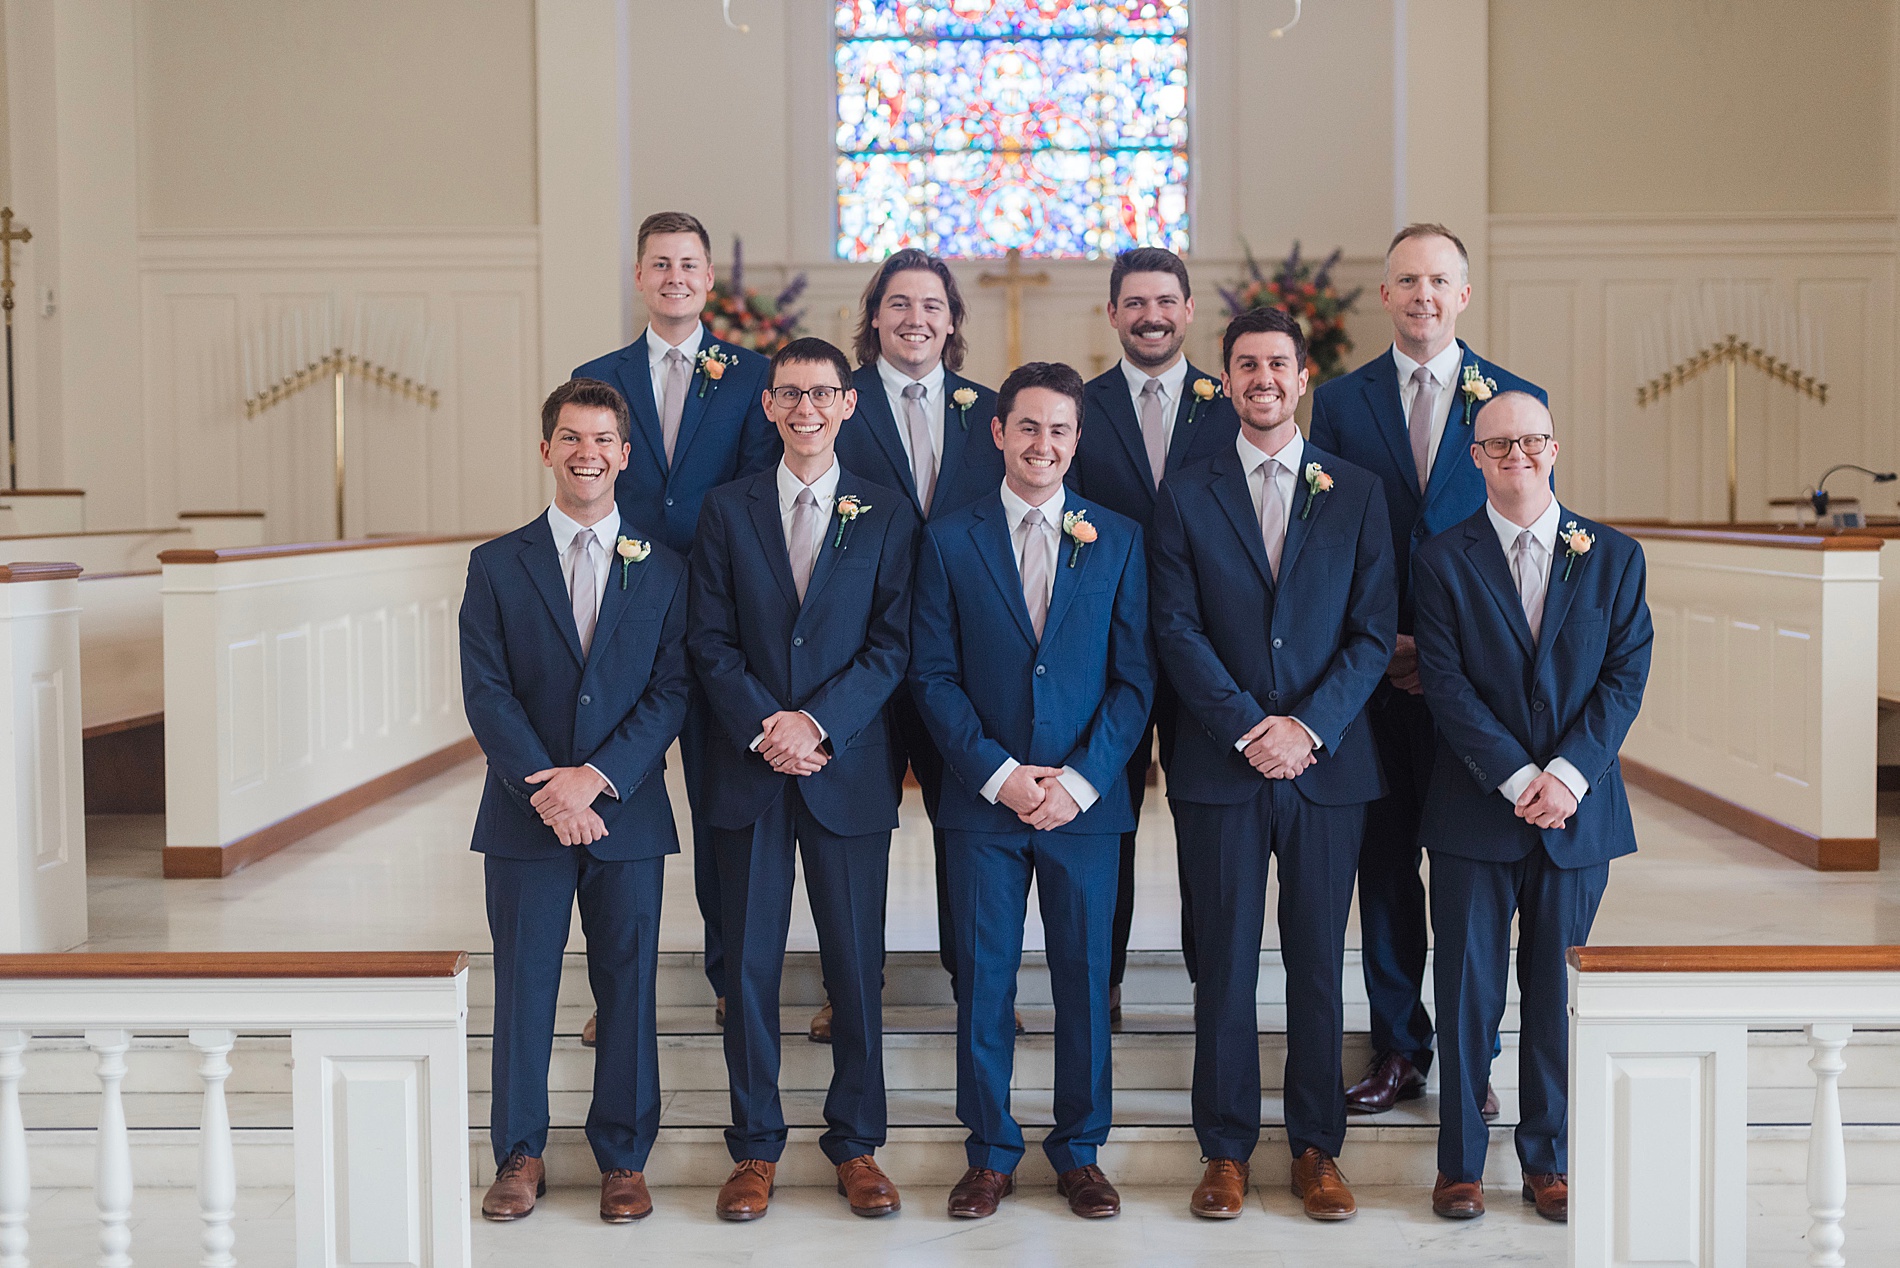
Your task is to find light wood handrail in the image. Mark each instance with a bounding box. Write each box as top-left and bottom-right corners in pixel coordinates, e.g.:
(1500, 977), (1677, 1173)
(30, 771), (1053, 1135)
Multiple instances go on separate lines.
(1570, 945), (1900, 973)
(0, 951), (469, 979)
(1613, 525), (1882, 551)
(0, 561), (82, 583)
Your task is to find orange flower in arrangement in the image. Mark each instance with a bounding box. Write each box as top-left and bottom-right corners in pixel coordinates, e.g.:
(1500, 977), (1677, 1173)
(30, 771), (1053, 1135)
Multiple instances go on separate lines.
(700, 236), (807, 355)
(1222, 241), (1363, 384)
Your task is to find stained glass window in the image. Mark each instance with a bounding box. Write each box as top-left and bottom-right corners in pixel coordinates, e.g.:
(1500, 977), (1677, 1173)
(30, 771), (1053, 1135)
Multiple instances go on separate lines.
(834, 1), (1190, 261)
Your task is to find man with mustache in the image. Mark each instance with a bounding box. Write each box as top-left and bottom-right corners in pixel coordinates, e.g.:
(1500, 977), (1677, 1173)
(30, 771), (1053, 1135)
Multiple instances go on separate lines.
(1067, 247), (1238, 1017)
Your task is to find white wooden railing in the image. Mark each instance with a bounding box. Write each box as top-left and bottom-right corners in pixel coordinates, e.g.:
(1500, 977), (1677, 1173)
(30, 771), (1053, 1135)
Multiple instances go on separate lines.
(0, 951), (471, 1268)
(1570, 945), (1900, 1267)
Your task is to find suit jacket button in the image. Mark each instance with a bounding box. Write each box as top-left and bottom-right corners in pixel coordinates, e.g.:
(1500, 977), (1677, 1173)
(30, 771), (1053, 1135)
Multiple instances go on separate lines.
(1267, 690), (1280, 701)
(793, 637), (804, 647)
(1035, 665), (1046, 676)
(665, 497), (674, 507)
(579, 695), (591, 705)
(1533, 700), (1545, 712)
(1271, 637), (1283, 649)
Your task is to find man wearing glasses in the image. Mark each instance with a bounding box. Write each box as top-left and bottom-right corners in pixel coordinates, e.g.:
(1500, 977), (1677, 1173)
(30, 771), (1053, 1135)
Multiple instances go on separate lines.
(1410, 392), (1651, 1223)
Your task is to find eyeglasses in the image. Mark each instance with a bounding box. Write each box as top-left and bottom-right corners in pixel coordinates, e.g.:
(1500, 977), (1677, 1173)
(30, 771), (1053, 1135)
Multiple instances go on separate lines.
(1475, 434), (1552, 459)
(770, 385), (843, 409)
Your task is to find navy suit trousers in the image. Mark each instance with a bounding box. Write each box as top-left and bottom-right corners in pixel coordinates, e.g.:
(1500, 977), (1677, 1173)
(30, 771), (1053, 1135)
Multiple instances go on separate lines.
(1430, 846), (1608, 1183)
(712, 783), (890, 1165)
(1175, 784), (1362, 1161)
(678, 685), (725, 997)
(1359, 687), (1438, 1067)
(947, 828), (1117, 1175)
(486, 849), (662, 1172)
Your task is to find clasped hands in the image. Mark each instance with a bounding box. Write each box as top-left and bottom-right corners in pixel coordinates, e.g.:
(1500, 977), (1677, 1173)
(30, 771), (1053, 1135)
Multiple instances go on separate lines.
(996, 765), (1082, 831)
(524, 764), (610, 847)
(1514, 771), (1577, 830)
(758, 710), (829, 776)
(1240, 715), (1315, 780)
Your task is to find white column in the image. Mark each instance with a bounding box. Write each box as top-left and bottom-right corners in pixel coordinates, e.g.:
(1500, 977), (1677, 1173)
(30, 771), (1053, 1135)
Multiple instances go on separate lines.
(87, 1028), (133, 1268)
(0, 1030), (27, 1268)
(1806, 1022), (1852, 1268)
(188, 1029), (237, 1268)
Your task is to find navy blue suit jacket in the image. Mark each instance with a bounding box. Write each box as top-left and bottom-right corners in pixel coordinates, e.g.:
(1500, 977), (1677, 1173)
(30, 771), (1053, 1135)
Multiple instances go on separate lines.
(909, 490), (1155, 835)
(835, 363), (1002, 524)
(1150, 441), (1396, 807)
(1068, 361), (1238, 533)
(460, 515), (691, 861)
(687, 467), (917, 837)
(1308, 342), (1544, 631)
(572, 326), (780, 557)
(1412, 507), (1652, 868)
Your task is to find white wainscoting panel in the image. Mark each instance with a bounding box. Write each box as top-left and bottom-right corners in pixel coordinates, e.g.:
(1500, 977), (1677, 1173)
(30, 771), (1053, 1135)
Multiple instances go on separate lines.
(76, 572), (163, 732)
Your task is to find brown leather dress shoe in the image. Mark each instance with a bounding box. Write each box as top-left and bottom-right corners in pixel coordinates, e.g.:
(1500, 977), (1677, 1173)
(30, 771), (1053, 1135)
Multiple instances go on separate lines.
(716, 1159), (775, 1221)
(1481, 1081), (1501, 1122)
(1289, 1148), (1355, 1220)
(836, 1155), (902, 1217)
(1344, 1050), (1426, 1113)
(1522, 1172), (1568, 1222)
(1015, 1009), (1026, 1035)
(947, 1166), (1014, 1219)
(1056, 1164), (1121, 1218)
(481, 1152), (545, 1221)
(1432, 1172), (1485, 1219)
(1190, 1158), (1249, 1219)
(1109, 983), (1123, 1031)
(715, 996), (727, 1029)
(599, 1169), (652, 1222)
(581, 1011), (598, 1048)
(810, 999), (834, 1044)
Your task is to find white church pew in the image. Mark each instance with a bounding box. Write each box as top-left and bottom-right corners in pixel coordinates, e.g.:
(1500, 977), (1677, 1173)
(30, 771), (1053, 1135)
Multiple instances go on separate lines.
(1617, 525), (1880, 871)
(159, 536), (483, 878)
(76, 571), (167, 815)
(0, 489), (85, 535)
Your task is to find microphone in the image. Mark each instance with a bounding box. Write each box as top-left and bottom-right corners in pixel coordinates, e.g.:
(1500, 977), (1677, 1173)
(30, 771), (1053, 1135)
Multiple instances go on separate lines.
(1811, 464), (1898, 518)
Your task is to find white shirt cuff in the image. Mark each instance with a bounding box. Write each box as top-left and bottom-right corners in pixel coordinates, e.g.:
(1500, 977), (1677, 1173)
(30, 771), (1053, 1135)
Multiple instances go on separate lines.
(1498, 763), (1540, 805)
(748, 712), (829, 754)
(1056, 766), (1099, 812)
(980, 757), (1020, 804)
(584, 763), (618, 801)
(1545, 756), (1590, 802)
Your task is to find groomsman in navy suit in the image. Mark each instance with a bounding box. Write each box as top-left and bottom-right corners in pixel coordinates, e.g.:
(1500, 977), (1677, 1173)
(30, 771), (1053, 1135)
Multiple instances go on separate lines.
(461, 378), (691, 1225)
(1412, 392), (1651, 1222)
(573, 211), (780, 1030)
(687, 338), (916, 1223)
(1150, 307), (1396, 1222)
(909, 362), (1153, 1221)
(1067, 246), (1238, 1011)
(834, 248), (1000, 1009)
(1307, 224), (1544, 1116)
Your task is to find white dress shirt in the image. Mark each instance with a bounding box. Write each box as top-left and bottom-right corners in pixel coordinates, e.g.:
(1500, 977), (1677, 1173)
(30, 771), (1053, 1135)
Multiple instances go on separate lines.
(545, 502), (622, 797)
(1392, 341), (1463, 484)
(1232, 428), (1323, 753)
(646, 322), (705, 411)
(1486, 496), (1590, 807)
(978, 480), (1101, 814)
(1119, 354), (1190, 453)
(877, 357), (946, 469)
(748, 459), (840, 754)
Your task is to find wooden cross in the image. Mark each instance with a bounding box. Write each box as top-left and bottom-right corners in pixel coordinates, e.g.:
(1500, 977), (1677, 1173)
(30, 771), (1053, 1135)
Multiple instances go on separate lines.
(0, 208), (30, 488)
(979, 247), (1049, 369)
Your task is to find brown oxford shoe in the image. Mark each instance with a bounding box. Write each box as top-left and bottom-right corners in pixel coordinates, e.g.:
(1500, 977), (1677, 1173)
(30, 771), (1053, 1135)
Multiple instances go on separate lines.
(1056, 1164), (1121, 1219)
(810, 999), (834, 1044)
(481, 1152), (545, 1221)
(1190, 1158), (1249, 1219)
(1289, 1148), (1356, 1221)
(599, 1169), (652, 1222)
(1344, 1050), (1426, 1114)
(1481, 1081), (1501, 1122)
(836, 1155), (902, 1217)
(1522, 1172), (1568, 1222)
(581, 1011), (598, 1048)
(1432, 1172), (1486, 1219)
(716, 1159), (775, 1221)
(948, 1166), (1014, 1218)
(1015, 1009), (1026, 1035)
(715, 996), (727, 1029)
(1109, 983), (1123, 1031)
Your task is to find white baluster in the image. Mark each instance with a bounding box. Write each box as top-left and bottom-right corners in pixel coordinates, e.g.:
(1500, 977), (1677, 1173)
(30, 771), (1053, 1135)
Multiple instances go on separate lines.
(1806, 1022), (1852, 1268)
(0, 1030), (28, 1268)
(86, 1030), (132, 1268)
(188, 1031), (236, 1268)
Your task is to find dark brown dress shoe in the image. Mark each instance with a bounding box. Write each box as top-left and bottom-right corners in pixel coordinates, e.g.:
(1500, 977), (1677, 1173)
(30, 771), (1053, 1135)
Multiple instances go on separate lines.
(1344, 1050), (1426, 1114)
(1190, 1158), (1249, 1219)
(1481, 1081), (1501, 1122)
(599, 1169), (652, 1222)
(1432, 1172), (1485, 1219)
(1289, 1148), (1355, 1220)
(716, 1159), (775, 1221)
(581, 1011), (598, 1049)
(1015, 1009), (1026, 1035)
(836, 1155), (902, 1217)
(1522, 1172), (1568, 1222)
(715, 996), (727, 1029)
(1056, 1164), (1121, 1218)
(1109, 983), (1123, 1031)
(481, 1152), (545, 1221)
(947, 1166), (1014, 1219)
(810, 999), (834, 1044)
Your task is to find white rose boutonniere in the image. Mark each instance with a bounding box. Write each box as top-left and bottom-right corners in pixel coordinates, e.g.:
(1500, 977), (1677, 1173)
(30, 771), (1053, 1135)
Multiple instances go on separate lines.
(614, 535), (650, 589)
(951, 386), (979, 430)
(1460, 362), (1499, 426)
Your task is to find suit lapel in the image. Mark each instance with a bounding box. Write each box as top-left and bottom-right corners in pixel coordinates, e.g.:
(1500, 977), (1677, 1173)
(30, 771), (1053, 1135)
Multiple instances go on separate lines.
(1361, 351), (1421, 504)
(1278, 452), (1321, 582)
(517, 518), (585, 666)
(1465, 519), (1536, 660)
(746, 476), (800, 608)
(1209, 449), (1276, 591)
(800, 469), (864, 608)
(619, 334), (668, 473)
(938, 371), (978, 505)
(853, 368), (922, 512)
(667, 327), (718, 468)
(584, 530), (649, 671)
(1533, 507), (1583, 672)
(970, 497), (1039, 649)
(1092, 370), (1156, 490)
(1165, 361), (1218, 474)
(1041, 504), (1088, 645)
(1421, 342), (1477, 517)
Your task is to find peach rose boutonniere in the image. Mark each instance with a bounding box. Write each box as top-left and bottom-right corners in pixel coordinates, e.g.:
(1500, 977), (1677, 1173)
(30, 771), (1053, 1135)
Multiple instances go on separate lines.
(615, 535), (650, 588)
(1062, 508), (1098, 568)
(1185, 376), (1221, 426)
(695, 344), (737, 398)
(1560, 520), (1595, 582)
(1460, 362), (1499, 426)
(951, 386), (979, 430)
(1300, 462), (1334, 520)
(832, 494), (871, 549)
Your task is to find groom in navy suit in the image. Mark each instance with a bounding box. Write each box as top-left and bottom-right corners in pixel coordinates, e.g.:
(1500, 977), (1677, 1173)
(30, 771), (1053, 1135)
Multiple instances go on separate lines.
(1150, 306), (1395, 1222)
(688, 337), (916, 1222)
(1413, 392), (1650, 1223)
(909, 361), (1153, 1221)
(461, 378), (691, 1225)
(573, 211), (780, 1027)
(1067, 246), (1238, 1010)
(1308, 223), (1544, 1116)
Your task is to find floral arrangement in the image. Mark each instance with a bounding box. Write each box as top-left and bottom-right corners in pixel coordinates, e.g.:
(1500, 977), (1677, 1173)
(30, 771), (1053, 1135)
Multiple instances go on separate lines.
(1220, 241), (1363, 383)
(702, 237), (808, 354)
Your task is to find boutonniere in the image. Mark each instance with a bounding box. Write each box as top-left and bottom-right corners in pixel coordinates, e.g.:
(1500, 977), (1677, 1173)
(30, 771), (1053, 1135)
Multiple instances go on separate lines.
(614, 535), (650, 589)
(695, 345), (736, 398)
(1459, 362), (1498, 426)
(1300, 461), (1334, 520)
(1061, 509), (1097, 568)
(1560, 520), (1595, 582)
(951, 386), (979, 431)
(832, 495), (871, 548)
(1186, 377), (1221, 425)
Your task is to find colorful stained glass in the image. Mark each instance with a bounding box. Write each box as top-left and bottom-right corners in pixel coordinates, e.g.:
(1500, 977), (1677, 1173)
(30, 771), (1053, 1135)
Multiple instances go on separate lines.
(835, 1), (1190, 260)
